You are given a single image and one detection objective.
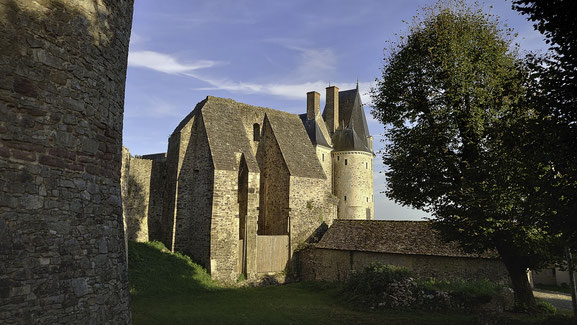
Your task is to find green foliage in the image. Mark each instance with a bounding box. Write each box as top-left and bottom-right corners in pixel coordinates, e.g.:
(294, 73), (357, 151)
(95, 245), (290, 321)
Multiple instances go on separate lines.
(535, 299), (557, 315)
(418, 278), (504, 298)
(371, 0), (560, 309)
(345, 263), (412, 296)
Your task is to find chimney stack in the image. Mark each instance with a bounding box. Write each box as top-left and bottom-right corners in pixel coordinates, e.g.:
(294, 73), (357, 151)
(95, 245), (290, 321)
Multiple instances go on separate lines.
(325, 86), (339, 133)
(306, 91), (320, 120)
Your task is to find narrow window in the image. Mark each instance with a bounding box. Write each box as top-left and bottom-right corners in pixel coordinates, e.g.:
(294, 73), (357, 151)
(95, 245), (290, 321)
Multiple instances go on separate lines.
(337, 156), (340, 161)
(344, 195), (347, 201)
(365, 162), (368, 169)
(253, 123), (260, 141)
(345, 159), (348, 165)
(322, 153), (325, 162)
(366, 197), (368, 202)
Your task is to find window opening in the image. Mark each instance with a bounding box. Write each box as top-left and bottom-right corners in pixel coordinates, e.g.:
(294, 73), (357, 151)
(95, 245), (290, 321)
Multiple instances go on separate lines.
(253, 123), (260, 141)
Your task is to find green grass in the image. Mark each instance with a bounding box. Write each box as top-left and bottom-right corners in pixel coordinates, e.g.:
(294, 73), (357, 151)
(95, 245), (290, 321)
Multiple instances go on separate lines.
(128, 241), (573, 325)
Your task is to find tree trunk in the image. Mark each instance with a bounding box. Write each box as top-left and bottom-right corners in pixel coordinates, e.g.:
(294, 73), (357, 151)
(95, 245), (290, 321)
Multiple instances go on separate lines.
(565, 247), (577, 316)
(500, 252), (537, 311)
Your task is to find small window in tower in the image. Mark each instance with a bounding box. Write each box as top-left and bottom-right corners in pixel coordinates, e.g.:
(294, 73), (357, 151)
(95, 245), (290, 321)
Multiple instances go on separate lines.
(337, 156), (340, 161)
(366, 162), (368, 169)
(322, 153), (325, 162)
(366, 197), (368, 202)
(253, 123), (260, 141)
(344, 195), (347, 201)
(345, 159), (348, 165)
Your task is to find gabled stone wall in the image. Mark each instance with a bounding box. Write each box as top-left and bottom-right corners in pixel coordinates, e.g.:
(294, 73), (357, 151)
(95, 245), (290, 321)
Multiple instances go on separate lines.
(0, 0), (133, 323)
(173, 114), (214, 267)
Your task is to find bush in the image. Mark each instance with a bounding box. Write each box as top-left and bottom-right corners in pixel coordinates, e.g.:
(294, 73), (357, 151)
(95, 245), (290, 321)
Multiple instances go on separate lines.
(418, 278), (504, 298)
(345, 263), (412, 298)
(536, 300), (557, 314)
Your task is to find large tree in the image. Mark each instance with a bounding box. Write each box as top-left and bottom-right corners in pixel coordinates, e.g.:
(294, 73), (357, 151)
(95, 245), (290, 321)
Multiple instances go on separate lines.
(371, 3), (557, 309)
(512, 0), (577, 314)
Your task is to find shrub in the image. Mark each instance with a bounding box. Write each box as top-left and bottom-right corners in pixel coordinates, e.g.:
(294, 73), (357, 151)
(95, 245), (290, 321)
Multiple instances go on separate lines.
(345, 263), (412, 297)
(418, 278), (504, 298)
(536, 300), (557, 315)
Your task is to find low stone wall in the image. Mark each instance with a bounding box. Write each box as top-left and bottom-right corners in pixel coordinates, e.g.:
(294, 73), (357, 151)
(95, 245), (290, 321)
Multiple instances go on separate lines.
(298, 247), (509, 283)
(121, 151), (166, 243)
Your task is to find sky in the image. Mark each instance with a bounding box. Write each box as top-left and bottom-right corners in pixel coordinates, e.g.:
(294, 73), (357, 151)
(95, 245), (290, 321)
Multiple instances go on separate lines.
(123, 0), (549, 221)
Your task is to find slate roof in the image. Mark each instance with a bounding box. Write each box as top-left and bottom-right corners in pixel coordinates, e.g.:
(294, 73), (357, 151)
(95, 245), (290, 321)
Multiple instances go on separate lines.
(331, 127), (370, 152)
(321, 87), (373, 153)
(338, 88), (370, 141)
(316, 220), (499, 259)
(299, 114), (331, 148)
(173, 96), (325, 179)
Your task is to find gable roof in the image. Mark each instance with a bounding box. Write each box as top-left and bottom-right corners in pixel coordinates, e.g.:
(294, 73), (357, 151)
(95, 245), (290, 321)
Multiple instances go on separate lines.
(173, 96), (325, 179)
(265, 112), (326, 179)
(316, 220), (498, 259)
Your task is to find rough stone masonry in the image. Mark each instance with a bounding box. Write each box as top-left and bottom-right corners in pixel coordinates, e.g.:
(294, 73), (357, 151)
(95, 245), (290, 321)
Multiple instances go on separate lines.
(0, 0), (134, 323)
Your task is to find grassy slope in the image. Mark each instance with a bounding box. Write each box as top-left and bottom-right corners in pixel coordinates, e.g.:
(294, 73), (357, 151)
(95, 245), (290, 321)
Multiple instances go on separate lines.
(128, 241), (474, 324)
(128, 241), (571, 325)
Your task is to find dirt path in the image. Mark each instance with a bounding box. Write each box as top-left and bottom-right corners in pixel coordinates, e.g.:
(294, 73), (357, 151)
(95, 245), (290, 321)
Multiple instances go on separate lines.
(533, 289), (573, 310)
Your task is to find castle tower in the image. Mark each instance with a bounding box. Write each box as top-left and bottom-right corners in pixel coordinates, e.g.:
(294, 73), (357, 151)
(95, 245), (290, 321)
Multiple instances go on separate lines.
(329, 86), (374, 220)
(1, 0), (134, 323)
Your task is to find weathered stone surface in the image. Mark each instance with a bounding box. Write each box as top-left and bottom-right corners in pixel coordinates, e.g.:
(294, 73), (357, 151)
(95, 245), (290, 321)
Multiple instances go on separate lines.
(298, 246), (509, 283)
(0, 0), (134, 323)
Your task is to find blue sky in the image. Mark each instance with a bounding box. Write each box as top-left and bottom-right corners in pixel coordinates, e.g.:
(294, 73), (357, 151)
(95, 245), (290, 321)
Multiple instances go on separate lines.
(123, 0), (548, 221)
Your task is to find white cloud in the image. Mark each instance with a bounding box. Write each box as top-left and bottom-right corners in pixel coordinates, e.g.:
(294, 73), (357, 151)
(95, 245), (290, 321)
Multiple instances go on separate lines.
(264, 38), (337, 80)
(193, 79), (373, 102)
(127, 50), (372, 104)
(128, 51), (218, 74)
(125, 95), (183, 118)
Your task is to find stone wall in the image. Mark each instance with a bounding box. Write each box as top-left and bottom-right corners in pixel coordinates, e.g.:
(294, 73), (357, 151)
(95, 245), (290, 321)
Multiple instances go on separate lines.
(289, 177), (337, 249)
(0, 0), (133, 323)
(333, 151), (374, 220)
(298, 248), (509, 283)
(161, 116), (193, 250)
(120, 150), (166, 243)
(173, 114), (214, 268)
(257, 118), (290, 235)
(315, 146), (333, 191)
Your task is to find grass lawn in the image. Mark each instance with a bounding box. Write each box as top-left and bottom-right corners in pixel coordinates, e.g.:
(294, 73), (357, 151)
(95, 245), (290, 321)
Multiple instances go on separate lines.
(128, 241), (572, 325)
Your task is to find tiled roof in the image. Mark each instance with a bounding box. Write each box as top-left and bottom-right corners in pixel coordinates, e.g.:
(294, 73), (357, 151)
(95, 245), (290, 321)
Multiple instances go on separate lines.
(316, 220), (499, 259)
(172, 96), (325, 178)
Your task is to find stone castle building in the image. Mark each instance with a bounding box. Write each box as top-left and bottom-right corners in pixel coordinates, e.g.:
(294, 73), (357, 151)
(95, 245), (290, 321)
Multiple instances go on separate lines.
(122, 85), (374, 281)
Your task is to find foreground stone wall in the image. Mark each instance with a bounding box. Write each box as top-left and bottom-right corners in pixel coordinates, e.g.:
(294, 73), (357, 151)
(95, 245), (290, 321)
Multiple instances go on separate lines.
(0, 0), (133, 323)
(299, 248), (509, 283)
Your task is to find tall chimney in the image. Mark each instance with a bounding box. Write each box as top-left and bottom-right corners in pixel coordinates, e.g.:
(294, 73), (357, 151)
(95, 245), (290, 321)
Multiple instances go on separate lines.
(306, 91), (320, 120)
(325, 86), (339, 133)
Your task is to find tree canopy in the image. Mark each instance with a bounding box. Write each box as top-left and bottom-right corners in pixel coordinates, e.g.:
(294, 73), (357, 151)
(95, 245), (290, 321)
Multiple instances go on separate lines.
(371, 3), (559, 309)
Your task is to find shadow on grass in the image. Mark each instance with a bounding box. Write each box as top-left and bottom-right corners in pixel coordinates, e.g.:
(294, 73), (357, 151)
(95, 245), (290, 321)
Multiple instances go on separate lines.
(128, 241), (219, 297)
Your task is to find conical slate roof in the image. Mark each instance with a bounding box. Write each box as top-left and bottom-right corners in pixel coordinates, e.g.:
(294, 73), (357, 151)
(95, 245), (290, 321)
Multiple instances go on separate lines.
(331, 127), (370, 152)
(329, 87), (372, 153)
(337, 87), (370, 142)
